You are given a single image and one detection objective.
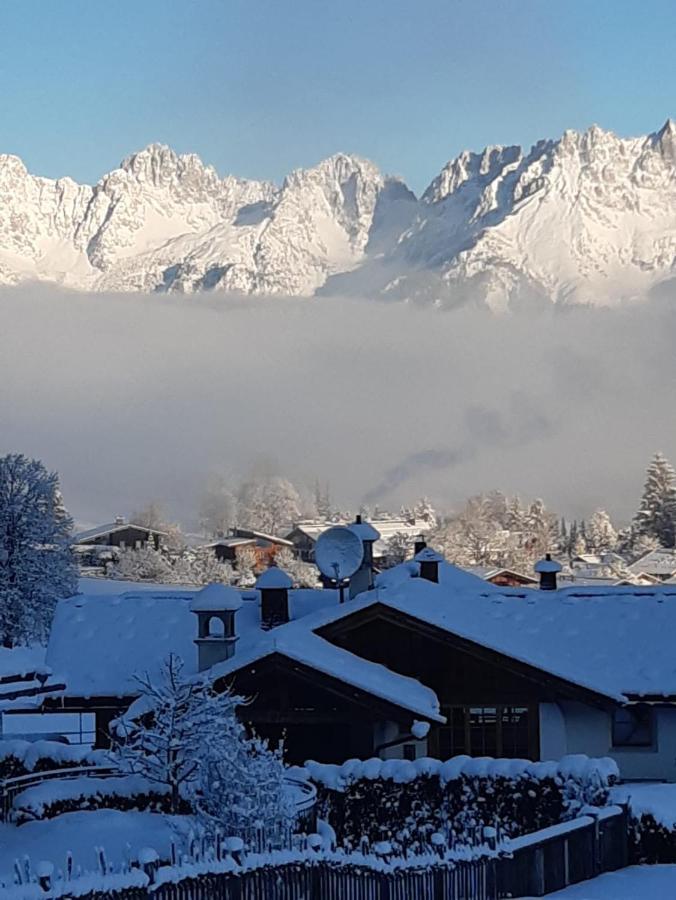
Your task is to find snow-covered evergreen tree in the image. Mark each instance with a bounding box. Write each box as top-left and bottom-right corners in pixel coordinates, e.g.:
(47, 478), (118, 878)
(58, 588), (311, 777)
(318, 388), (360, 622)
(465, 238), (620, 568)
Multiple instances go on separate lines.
(587, 509), (618, 554)
(413, 497), (438, 529)
(115, 654), (245, 814)
(0, 454), (77, 646)
(313, 480), (332, 520)
(198, 477), (236, 538)
(633, 452), (676, 547)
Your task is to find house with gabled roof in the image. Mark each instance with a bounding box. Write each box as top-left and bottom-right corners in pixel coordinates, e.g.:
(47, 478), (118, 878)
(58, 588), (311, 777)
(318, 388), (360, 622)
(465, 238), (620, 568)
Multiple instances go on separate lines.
(20, 532), (676, 779)
(628, 547), (676, 581)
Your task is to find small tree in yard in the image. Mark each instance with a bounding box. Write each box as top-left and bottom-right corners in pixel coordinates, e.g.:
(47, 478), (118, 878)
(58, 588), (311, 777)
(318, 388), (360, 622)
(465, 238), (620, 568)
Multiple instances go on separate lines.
(0, 454), (77, 646)
(115, 654), (243, 813)
(116, 654), (293, 836)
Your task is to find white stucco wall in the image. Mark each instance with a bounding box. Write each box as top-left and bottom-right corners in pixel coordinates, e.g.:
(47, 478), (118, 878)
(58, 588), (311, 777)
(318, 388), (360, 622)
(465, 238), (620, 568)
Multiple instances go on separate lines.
(540, 701), (676, 782)
(374, 720), (428, 760)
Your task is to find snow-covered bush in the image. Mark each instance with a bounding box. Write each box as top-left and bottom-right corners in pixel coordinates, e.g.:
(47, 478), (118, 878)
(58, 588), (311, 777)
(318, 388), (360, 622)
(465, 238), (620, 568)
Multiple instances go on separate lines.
(197, 729), (294, 841)
(306, 755), (618, 853)
(12, 775), (181, 824)
(0, 740), (109, 780)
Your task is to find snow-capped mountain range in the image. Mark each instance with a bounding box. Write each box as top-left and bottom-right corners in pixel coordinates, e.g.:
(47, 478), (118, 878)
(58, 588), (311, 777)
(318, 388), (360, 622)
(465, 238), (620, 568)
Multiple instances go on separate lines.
(2, 120), (675, 309)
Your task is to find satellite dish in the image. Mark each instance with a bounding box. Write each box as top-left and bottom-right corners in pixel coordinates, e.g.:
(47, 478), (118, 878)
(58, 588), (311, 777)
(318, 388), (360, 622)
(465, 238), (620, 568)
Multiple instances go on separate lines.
(315, 526), (364, 583)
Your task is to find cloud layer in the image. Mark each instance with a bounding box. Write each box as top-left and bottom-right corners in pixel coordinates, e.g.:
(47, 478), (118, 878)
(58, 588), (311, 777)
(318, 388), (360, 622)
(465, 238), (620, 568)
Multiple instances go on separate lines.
(1, 287), (674, 528)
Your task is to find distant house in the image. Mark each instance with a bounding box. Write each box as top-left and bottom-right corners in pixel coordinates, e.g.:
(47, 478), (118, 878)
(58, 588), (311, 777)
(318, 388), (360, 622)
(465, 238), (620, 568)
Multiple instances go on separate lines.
(467, 566), (538, 587)
(25, 543), (676, 780)
(73, 517), (166, 551)
(72, 517), (168, 569)
(286, 516), (433, 564)
(628, 548), (676, 581)
(201, 537), (258, 564)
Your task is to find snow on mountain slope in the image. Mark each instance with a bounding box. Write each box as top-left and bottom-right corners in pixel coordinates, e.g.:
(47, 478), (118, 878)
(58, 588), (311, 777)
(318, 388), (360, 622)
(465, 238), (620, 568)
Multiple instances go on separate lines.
(1, 121), (675, 307)
(382, 120), (676, 310)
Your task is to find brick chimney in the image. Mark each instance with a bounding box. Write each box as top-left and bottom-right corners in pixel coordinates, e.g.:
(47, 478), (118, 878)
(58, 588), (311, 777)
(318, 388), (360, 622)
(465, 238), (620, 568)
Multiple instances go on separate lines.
(256, 566), (293, 630)
(190, 583), (243, 671)
(534, 553), (562, 591)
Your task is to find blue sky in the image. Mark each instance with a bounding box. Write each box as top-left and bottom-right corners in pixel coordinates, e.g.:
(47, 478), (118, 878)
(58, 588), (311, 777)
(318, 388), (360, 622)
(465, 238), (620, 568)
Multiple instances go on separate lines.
(1, 0), (675, 193)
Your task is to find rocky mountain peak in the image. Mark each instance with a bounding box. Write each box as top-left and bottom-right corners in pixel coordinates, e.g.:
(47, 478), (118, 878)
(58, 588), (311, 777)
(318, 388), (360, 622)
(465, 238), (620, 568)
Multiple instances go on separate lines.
(1, 122), (675, 308)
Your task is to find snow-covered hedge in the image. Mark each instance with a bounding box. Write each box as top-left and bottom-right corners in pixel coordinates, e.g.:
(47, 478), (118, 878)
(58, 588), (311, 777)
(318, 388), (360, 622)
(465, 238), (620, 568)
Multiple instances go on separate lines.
(12, 775), (186, 824)
(0, 740), (109, 780)
(305, 754), (619, 852)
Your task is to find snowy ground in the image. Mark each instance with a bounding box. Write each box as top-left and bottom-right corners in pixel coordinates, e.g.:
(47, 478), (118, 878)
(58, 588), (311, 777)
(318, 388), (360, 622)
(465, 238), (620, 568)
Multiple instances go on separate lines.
(0, 810), (190, 883)
(519, 865), (676, 898)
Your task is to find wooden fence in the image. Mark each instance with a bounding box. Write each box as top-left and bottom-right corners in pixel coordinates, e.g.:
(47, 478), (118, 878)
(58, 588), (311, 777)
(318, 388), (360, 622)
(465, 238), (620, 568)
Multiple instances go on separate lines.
(496, 804), (629, 897)
(14, 806), (629, 899)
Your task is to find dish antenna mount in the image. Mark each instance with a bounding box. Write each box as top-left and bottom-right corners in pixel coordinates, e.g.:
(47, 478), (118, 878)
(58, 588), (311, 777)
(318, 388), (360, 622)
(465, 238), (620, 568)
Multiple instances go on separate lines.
(315, 526), (364, 603)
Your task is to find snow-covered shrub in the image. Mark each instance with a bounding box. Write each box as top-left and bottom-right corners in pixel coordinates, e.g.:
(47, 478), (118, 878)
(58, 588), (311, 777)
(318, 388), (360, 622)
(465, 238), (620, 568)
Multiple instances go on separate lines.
(625, 813), (676, 864)
(0, 740), (109, 780)
(12, 775), (185, 824)
(306, 755), (618, 853)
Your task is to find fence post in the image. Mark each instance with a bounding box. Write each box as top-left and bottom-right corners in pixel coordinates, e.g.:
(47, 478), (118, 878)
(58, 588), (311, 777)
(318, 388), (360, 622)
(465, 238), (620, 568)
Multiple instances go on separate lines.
(533, 847), (546, 897)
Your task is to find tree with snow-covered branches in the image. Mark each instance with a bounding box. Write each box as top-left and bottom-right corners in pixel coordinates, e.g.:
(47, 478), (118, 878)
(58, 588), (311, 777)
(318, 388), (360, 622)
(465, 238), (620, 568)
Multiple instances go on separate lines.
(586, 509), (618, 554)
(197, 726), (293, 840)
(273, 547), (318, 587)
(109, 545), (174, 583)
(170, 550), (236, 586)
(384, 531), (412, 566)
(114, 654), (245, 814)
(237, 476), (302, 535)
(633, 452), (676, 547)
(116, 654), (293, 834)
(0, 454), (77, 646)
(235, 544), (258, 586)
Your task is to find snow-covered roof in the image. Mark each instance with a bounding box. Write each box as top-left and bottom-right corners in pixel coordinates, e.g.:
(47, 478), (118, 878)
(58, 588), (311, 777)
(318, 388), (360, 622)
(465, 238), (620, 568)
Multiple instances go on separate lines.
(256, 567), (293, 590)
(45, 580), (441, 721)
(190, 583), (243, 612)
(356, 577), (676, 701)
(73, 521), (167, 543)
(46, 583), (339, 699)
(208, 631), (444, 723)
(466, 566), (538, 584)
(46, 591), (198, 697)
(348, 521), (381, 542)
(628, 548), (676, 578)
(47, 555), (676, 713)
(201, 537), (255, 549)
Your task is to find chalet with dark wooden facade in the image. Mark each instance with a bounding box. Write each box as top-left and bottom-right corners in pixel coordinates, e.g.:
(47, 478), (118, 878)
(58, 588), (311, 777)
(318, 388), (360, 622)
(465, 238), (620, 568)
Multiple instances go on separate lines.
(22, 534), (676, 782)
